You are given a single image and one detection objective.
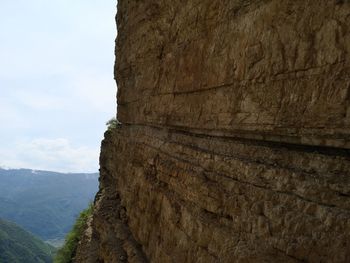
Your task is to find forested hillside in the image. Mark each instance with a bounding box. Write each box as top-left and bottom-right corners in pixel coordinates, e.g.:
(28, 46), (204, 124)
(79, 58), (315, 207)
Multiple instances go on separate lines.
(0, 218), (55, 263)
(0, 168), (98, 244)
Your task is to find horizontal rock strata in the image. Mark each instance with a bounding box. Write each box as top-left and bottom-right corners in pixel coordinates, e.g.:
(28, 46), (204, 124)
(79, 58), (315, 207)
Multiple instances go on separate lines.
(75, 0), (350, 262)
(116, 0), (350, 149)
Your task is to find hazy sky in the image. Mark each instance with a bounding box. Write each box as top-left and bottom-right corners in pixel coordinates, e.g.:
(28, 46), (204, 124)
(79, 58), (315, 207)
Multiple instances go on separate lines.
(0, 1), (117, 172)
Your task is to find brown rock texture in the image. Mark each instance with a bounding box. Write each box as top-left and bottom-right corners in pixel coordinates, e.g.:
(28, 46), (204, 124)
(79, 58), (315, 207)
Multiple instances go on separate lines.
(75, 0), (350, 262)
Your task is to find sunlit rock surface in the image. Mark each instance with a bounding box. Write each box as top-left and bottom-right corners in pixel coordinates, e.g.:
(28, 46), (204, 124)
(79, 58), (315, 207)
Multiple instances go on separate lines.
(75, 1), (350, 262)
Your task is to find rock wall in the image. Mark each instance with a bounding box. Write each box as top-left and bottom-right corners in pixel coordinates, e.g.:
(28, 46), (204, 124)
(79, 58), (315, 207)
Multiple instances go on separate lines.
(75, 1), (350, 262)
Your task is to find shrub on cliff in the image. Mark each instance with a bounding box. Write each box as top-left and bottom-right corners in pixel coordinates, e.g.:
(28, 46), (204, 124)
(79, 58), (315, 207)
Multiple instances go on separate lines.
(54, 203), (93, 263)
(106, 117), (117, 130)
(106, 117), (120, 130)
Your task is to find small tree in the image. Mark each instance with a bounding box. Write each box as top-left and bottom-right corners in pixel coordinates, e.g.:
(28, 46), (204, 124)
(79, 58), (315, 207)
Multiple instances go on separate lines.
(106, 117), (119, 130)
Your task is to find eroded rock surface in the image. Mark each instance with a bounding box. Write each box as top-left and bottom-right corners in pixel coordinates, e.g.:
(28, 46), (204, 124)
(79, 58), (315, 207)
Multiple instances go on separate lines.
(75, 0), (350, 262)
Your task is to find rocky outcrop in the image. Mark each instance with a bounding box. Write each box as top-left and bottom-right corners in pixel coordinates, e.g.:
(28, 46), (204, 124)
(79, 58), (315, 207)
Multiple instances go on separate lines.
(75, 0), (350, 262)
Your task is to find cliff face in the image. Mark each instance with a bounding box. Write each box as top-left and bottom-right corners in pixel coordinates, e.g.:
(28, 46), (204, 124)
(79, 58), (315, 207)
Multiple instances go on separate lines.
(75, 1), (350, 262)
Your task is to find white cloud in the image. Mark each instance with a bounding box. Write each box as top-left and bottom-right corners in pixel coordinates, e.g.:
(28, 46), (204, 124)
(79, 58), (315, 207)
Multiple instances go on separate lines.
(0, 138), (99, 173)
(0, 1), (117, 172)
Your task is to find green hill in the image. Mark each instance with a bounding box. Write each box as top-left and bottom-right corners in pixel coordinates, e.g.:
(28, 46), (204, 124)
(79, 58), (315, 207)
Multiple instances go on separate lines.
(0, 218), (55, 263)
(0, 168), (98, 243)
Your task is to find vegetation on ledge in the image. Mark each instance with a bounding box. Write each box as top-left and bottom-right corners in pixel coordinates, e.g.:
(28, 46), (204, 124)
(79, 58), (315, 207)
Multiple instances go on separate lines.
(106, 117), (120, 130)
(54, 203), (93, 263)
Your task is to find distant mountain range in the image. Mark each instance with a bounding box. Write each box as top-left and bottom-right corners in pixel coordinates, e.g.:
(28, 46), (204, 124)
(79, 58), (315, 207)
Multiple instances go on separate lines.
(0, 217), (56, 263)
(0, 168), (99, 244)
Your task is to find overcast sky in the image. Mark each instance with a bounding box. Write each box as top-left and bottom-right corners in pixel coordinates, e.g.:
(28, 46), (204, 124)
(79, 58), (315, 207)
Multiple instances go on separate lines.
(0, 1), (117, 172)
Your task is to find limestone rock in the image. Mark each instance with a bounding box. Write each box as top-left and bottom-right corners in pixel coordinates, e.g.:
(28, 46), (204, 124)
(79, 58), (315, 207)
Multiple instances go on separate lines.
(75, 1), (350, 262)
